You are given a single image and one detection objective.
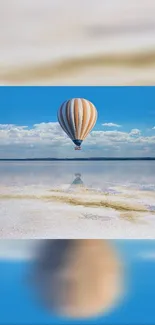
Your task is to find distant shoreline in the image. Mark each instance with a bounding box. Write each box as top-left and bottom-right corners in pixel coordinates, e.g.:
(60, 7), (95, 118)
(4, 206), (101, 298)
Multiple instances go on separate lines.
(0, 158), (155, 161)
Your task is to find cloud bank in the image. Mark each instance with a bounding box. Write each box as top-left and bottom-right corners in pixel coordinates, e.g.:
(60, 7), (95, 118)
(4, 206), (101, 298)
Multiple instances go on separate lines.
(0, 123), (155, 158)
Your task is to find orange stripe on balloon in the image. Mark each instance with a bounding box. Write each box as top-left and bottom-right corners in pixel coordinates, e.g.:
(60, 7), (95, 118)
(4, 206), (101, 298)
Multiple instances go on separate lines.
(74, 98), (79, 139)
(80, 99), (88, 139)
(83, 102), (97, 139)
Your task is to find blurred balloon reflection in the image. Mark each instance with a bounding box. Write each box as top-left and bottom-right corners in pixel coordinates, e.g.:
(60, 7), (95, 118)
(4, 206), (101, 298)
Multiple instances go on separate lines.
(32, 240), (122, 318)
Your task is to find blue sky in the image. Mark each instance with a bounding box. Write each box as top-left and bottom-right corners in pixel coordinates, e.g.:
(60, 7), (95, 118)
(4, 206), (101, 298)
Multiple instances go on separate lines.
(0, 86), (154, 128)
(0, 86), (155, 158)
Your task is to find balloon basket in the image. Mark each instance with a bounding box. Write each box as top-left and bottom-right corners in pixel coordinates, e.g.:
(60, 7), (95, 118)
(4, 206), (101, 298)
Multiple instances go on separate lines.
(75, 146), (81, 150)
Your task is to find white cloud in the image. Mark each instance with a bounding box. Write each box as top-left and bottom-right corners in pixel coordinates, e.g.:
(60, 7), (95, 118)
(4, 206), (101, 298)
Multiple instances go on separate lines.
(130, 129), (141, 135)
(102, 123), (122, 128)
(0, 123), (155, 158)
(0, 240), (36, 260)
(138, 251), (155, 260)
(152, 126), (155, 129)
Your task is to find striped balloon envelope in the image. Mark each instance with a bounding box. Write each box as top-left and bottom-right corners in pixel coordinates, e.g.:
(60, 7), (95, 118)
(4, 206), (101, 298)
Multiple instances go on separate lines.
(57, 98), (98, 150)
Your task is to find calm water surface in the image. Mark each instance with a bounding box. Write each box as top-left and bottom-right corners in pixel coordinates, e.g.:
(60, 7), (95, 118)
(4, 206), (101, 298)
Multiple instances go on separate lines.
(0, 161), (155, 188)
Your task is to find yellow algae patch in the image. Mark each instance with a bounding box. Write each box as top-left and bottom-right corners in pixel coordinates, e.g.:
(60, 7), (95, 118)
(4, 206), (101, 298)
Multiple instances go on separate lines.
(119, 212), (149, 224)
(45, 194), (149, 213)
(0, 191), (154, 215)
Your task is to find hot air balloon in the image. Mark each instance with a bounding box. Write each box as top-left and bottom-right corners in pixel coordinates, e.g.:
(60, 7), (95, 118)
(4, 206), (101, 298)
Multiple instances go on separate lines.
(57, 98), (98, 150)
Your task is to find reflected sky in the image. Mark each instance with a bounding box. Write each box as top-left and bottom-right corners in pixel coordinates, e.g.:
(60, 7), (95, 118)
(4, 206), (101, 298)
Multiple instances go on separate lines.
(0, 161), (155, 187)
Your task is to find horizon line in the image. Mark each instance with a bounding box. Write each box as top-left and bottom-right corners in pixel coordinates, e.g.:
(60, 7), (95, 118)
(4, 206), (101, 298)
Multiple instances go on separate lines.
(0, 157), (155, 161)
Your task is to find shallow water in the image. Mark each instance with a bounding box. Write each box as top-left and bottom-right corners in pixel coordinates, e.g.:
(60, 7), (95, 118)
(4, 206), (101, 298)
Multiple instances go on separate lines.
(0, 161), (155, 188)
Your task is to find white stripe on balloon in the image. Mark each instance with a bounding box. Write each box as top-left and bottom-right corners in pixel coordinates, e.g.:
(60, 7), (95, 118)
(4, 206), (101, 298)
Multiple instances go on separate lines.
(69, 98), (76, 139)
(77, 98), (83, 139)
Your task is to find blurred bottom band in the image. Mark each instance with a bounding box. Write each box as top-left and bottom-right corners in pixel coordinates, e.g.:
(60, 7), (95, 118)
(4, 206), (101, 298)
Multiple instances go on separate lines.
(0, 239), (155, 324)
